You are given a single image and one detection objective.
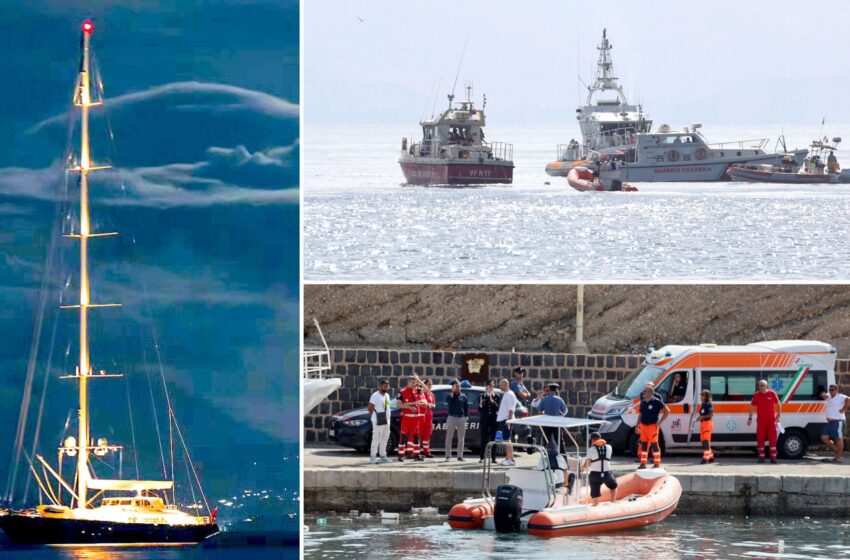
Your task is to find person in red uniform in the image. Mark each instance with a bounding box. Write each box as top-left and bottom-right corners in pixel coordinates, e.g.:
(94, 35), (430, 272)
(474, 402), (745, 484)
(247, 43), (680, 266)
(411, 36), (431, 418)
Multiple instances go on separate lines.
(637, 383), (669, 469)
(419, 379), (436, 458)
(398, 376), (425, 462)
(748, 379), (782, 463)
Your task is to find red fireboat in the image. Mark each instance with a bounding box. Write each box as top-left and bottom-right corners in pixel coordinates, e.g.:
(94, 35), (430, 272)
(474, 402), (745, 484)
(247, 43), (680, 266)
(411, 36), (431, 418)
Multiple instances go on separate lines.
(399, 86), (514, 186)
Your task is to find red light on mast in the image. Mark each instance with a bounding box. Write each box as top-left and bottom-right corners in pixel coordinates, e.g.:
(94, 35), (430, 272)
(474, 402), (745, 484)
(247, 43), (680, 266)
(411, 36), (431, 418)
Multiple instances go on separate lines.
(82, 21), (94, 34)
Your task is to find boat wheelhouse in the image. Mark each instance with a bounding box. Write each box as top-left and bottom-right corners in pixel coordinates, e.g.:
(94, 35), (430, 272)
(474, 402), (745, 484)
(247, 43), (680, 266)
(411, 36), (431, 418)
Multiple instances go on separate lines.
(546, 29), (652, 177)
(399, 85), (514, 186)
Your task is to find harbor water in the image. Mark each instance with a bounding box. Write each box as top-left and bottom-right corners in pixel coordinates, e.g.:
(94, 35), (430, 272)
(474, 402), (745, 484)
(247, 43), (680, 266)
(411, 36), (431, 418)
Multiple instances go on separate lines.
(304, 515), (850, 560)
(304, 124), (850, 281)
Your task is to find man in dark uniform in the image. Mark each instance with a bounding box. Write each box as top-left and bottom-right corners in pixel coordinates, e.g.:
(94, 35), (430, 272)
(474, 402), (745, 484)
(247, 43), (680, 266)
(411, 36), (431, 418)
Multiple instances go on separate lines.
(478, 379), (501, 463)
(637, 383), (670, 469)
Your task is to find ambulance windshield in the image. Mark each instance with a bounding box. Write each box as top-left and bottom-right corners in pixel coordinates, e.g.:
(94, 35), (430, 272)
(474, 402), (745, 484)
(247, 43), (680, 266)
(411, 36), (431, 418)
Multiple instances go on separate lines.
(612, 365), (664, 399)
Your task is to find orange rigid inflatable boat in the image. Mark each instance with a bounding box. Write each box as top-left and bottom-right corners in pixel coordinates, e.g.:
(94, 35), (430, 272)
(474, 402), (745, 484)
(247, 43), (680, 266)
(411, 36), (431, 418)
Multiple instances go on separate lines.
(447, 417), (681, 537)
(567, 167), (638, 192)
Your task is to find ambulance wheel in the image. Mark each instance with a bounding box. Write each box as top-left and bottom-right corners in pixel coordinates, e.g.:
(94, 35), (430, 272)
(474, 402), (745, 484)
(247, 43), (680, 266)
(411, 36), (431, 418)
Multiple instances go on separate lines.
(778, 430), (808, 460)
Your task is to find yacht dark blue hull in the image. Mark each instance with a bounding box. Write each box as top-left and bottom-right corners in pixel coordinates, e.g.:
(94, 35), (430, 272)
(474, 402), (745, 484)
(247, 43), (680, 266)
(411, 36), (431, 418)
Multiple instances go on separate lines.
(0, 512), (218, 545)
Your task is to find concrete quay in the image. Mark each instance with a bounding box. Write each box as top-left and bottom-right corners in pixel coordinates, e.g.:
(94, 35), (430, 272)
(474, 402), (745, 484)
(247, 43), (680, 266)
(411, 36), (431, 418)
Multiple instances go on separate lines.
(304, 445), (850, 517)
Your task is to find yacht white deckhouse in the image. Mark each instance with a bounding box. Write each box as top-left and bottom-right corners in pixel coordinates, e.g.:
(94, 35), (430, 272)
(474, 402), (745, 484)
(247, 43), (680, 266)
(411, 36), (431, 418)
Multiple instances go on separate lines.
(0, 21), (218, 546)
(599, 125), (808, 183)
(546, 29), (652, 177)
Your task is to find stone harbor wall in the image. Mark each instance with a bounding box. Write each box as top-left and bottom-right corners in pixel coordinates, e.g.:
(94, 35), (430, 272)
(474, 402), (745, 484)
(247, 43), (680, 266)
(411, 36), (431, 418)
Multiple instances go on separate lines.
(303, 349), (850, 443)
(304, 468), (850, 517)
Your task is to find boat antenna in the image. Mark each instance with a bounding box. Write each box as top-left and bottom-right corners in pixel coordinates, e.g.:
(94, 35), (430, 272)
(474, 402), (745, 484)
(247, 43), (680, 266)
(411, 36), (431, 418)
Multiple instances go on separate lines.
(431, 78), (441, 118)
(450, 35), (469, 104)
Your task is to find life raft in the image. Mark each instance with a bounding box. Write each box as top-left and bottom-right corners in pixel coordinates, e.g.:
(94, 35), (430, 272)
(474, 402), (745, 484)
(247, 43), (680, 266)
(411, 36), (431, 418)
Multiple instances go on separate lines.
(567, 167), (637, 192)
(448, 469), (680, 537)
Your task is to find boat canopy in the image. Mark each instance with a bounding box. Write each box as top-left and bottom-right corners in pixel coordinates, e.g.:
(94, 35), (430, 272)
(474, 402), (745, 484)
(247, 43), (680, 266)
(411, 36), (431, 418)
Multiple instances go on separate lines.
(507, 416), (609, 429)
(87, 479), (174, 492)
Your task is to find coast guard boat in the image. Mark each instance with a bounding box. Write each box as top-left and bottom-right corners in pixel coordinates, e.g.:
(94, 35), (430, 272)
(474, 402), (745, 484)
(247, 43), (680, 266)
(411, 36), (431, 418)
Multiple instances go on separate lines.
(597, 124), (808, 183)
(0, 21), (218, 546)
(546, 29), (652, 177)
(399, 85), (514, 186)
(729, 137), (850, 184)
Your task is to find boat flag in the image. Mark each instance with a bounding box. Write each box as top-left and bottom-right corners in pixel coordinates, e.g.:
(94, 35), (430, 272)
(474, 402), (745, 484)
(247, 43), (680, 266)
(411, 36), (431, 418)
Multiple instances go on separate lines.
(211, 505), (219, 522)
(782, 366), (810, 404)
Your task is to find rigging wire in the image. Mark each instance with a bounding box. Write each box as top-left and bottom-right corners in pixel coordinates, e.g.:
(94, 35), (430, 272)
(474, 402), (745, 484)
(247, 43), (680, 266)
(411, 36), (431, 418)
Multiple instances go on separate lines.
(124, 372), (141, 480)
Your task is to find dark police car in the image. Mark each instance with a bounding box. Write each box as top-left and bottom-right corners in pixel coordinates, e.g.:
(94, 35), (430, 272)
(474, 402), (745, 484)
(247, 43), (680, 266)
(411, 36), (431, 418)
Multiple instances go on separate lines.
(328, 384), (530, 455)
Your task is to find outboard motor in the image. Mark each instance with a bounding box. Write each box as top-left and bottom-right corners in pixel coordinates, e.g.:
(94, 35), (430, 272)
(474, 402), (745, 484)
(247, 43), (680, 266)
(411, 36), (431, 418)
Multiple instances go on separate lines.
(494, 484), (523, 533)
(610, 179), (623, 191)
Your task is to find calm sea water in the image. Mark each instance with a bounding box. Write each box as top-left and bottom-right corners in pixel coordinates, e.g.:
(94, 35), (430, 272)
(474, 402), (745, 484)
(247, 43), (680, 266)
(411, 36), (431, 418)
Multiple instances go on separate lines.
(304, 515), (850, 560)
(0, 535), (299, 560)
(303, 124), (850, 281)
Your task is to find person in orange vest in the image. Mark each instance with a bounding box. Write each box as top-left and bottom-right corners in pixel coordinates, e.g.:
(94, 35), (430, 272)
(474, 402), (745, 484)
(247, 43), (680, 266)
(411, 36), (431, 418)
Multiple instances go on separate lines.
(419, 379), (436, 458)
(697, 389), (715, 464)
(637, 383), (669, 469)
(748, 379), (782, 463)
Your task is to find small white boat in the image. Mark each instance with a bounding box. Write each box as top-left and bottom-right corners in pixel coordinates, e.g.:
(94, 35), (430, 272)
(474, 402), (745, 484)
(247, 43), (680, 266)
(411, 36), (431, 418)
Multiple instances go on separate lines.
(303, 319), (341, 414)
(729, 137), (849, 184)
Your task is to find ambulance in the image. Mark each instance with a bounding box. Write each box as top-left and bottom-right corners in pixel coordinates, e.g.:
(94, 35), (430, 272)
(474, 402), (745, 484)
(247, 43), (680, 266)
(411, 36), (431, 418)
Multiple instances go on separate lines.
(587, 340), (836, 459)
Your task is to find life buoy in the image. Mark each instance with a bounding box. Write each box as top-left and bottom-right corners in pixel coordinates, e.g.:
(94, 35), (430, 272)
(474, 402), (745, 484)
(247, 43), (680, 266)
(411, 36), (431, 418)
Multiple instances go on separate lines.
(695, 147), (708, 160)
(667, 149), (680, 162)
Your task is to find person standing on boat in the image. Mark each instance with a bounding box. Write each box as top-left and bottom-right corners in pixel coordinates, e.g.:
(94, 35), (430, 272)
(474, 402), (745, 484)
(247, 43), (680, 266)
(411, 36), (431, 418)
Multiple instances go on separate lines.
(497, 378), (518, 466)
(828, 152), (841, 174)
(420, 379), (436, 459)
(747, 379), (781, 464)
(538, 383), (568, 447)
(478, 379), (500, 463)
(697, 390), (715, 464)
(445, 379), (469, 461)
(584, 432), (617, 506)
(510, 367), (531, 407)
(637, 383), (669, 469)
(820, 384), (849, 463)
(398, 376), (425, 462)
(368, 380), (392, 464)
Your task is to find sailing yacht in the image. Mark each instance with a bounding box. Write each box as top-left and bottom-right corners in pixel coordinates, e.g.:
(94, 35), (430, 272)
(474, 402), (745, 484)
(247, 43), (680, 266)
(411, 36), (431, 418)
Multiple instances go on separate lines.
(0, 21), (218, 546)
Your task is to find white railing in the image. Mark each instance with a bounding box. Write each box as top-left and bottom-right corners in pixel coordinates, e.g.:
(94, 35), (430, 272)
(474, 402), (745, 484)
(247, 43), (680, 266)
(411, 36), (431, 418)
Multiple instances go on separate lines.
(304, 319), (333, 380)
(707, 138), (768, 150)
(488, 142), (513, 162)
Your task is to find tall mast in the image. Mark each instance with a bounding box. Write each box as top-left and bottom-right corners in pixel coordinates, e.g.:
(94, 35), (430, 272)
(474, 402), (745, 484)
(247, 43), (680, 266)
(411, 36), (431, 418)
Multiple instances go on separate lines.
(76, 19), (95, 508)
(586, 28), (627, 106)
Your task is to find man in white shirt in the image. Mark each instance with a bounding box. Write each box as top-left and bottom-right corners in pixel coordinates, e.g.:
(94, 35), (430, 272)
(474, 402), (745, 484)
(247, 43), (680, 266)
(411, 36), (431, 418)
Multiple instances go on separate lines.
(821, 384), (850, 463)
(497, 378), (517, 466)
(368, 380), (392, 464)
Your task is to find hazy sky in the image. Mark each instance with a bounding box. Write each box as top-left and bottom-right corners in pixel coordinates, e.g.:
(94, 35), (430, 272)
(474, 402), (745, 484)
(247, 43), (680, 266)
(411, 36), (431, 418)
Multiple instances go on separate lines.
(305, 0), (850, 127)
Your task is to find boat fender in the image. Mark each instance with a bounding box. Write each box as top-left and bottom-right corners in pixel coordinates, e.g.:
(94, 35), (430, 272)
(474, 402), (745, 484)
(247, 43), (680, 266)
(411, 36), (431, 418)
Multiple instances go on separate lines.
(493, 485), (523, 533)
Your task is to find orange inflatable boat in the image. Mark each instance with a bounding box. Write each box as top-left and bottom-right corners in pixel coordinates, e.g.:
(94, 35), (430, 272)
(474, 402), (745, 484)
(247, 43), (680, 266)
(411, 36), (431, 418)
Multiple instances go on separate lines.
(447, 417), (681, 537)
(567, 166), (637, 192)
